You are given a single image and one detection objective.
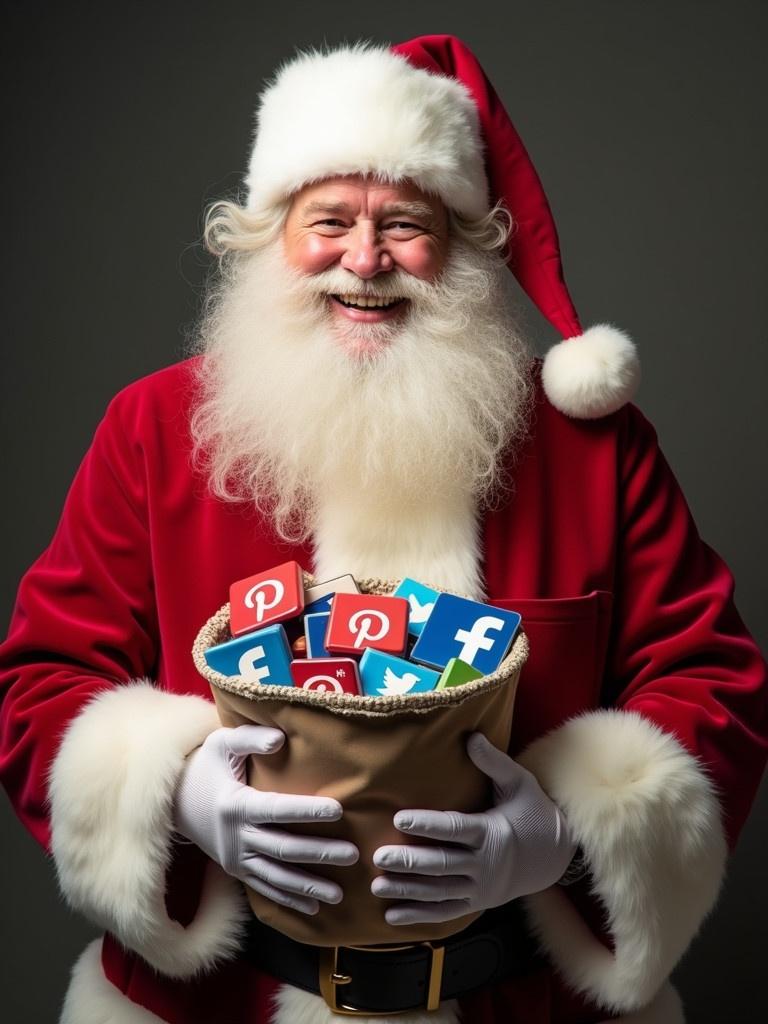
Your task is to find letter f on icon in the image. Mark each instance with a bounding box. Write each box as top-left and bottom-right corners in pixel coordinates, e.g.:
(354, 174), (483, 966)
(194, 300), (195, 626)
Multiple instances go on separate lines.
(237, 645), (271, 684)
(454, 615), (505, 665)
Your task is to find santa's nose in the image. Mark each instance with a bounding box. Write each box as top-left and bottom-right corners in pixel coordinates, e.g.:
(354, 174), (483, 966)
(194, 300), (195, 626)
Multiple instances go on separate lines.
(340, 226), (394, 277)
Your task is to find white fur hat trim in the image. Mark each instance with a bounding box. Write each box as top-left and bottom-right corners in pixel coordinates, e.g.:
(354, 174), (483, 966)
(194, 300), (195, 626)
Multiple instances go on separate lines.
(245, 43), (489, 218)
(541, 324), (641, 419)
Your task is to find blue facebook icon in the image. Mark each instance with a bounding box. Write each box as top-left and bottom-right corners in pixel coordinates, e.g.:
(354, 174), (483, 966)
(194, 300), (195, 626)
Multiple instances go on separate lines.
(411, 593), (521, 675)
(203, 624), (293, 685)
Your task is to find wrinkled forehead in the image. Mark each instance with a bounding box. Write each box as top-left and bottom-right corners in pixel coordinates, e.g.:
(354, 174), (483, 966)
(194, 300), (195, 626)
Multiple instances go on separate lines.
(287, 174), (448, 223)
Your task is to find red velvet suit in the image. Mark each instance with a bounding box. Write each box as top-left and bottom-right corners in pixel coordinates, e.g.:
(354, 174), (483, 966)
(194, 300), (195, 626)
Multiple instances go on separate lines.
(1, 356), (765, 1023)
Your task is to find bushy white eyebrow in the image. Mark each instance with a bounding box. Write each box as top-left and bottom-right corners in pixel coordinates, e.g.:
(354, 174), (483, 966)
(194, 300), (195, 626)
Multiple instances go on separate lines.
(300, 199), (437, 223)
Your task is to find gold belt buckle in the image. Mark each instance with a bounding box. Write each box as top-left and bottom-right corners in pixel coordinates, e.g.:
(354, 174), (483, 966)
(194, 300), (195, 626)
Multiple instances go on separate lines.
(319, 941), (446, 1016)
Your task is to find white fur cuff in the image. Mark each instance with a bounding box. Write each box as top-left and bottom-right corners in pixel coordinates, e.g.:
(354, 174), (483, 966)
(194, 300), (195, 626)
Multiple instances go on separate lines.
(518, 709), (726, 1014)
(48, 681), (249, 977)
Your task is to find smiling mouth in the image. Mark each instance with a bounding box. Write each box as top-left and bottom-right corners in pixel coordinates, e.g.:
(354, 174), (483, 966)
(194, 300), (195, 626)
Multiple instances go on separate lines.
(331, 293), (407, 312)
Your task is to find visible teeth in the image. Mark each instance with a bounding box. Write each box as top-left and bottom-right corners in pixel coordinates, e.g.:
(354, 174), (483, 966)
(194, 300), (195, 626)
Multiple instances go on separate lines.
(337, 293), (403, 308)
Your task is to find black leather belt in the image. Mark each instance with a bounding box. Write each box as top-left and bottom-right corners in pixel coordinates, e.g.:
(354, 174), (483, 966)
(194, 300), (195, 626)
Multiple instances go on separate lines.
(242, 901), (544, 1016)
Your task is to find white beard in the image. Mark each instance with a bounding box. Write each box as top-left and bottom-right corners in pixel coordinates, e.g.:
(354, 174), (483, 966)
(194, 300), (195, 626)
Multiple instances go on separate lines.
(190, 237), (533, 596)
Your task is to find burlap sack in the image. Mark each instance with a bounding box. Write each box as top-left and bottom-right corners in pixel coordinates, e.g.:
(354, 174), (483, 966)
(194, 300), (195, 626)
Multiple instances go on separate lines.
(191, 577), (528, 947)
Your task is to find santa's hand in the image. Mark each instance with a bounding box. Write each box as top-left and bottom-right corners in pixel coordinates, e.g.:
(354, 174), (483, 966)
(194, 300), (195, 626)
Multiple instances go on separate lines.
(173, 725), (358, 916)
(371, 732), (576, 926)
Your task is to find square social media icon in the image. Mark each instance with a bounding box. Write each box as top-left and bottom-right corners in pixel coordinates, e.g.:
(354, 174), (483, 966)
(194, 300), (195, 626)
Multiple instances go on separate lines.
(359, 649), (439, 696)
(230, 560), (305, 637)
(393, 577), (439, 637)
(290, 658), (361, 694)
(411, 594), (521, 674)
(204, 625), (293, 686)
(436, 657), (483, 690)
(304, 611), (331, 658)
(303, 593), (334, 615)
(304, 574), (359, 615)
(326, 593), (409, 656)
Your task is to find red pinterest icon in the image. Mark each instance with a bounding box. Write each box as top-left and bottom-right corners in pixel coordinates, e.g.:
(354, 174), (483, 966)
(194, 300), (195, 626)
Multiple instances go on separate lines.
(325, 592), (409, 656)
(229, 561), (305, 637)
(290, 658), (361, 694)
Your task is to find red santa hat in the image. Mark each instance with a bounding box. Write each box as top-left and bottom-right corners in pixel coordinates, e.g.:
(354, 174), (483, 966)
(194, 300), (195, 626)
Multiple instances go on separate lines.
(245, 34), (640, 420)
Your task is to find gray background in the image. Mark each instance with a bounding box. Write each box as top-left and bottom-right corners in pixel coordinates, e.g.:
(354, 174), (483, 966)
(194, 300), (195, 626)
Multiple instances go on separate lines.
(1, 0), (766, 1020)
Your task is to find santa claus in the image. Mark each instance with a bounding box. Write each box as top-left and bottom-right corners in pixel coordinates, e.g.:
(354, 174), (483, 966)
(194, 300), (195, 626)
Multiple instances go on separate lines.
(0, 34), (765, 1024)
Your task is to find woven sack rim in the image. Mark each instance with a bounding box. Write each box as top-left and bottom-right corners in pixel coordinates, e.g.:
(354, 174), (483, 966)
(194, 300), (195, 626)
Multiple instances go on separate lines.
(191, 576), (529, 718)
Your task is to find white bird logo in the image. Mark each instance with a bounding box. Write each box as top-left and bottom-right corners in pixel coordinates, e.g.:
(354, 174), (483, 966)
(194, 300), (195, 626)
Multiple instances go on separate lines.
(377, 666), (421, 696)
(407, 593), (434, 623)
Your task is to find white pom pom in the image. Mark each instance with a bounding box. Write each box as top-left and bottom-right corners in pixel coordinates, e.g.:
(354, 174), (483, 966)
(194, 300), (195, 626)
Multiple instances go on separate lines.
(541, 323), (640, 419)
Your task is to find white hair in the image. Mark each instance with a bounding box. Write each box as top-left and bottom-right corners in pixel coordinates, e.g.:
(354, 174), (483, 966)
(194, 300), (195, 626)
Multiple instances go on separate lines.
(203, 196), (513, 258)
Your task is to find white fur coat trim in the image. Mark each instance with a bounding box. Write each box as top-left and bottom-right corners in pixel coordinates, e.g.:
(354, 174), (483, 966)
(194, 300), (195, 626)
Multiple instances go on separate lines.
(518, 709), (726, 1014)
(245, 43), (489, 219)
(268, 981), (684, 1024)
(272, 986), (461, 1024)
(60, 939), (164, 1023)
(48, 681), (249, 978)
(59, 938), (685, 1024)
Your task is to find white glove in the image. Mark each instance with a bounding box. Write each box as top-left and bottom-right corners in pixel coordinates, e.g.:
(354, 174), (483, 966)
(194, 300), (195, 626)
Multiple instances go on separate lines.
(371, 732), (576, 925)
(173, 725), (359, 916)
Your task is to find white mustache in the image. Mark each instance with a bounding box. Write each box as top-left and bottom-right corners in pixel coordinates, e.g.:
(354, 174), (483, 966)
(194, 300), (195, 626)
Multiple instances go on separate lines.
(285, 265), (440, 305)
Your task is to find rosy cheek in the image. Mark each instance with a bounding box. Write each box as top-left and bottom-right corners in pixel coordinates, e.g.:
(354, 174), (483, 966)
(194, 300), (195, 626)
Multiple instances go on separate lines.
(398, 239), (446, 280)
(287, 235), (341, 274)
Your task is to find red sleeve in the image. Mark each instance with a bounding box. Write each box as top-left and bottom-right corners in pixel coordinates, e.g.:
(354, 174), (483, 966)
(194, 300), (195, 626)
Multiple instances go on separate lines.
(608, 404), (768, 845)
(519, 403), (766, 1013)
(0, 392), (158, 849)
